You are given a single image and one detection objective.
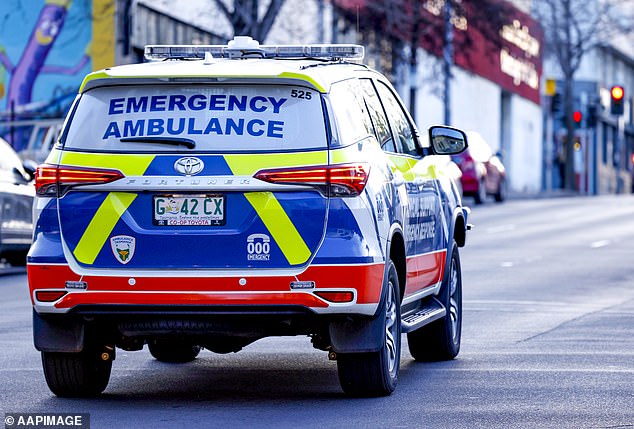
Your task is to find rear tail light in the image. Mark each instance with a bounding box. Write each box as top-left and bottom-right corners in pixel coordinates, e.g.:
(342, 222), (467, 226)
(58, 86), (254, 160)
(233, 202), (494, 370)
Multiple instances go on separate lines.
(35, 164), (125, 197)
(35, 290), (68, 302)
(314, 291), (354, 303)
(461, 154), (475, 171)
(254, 163), (370, 197)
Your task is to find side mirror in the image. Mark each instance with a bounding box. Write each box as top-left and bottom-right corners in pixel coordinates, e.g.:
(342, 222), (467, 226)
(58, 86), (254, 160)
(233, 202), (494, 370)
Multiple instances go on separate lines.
(428, 126), (468, 155)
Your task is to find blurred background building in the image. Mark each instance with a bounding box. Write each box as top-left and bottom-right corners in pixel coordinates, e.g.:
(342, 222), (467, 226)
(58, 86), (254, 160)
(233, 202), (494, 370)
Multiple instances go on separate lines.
(0, 0), (632, 196)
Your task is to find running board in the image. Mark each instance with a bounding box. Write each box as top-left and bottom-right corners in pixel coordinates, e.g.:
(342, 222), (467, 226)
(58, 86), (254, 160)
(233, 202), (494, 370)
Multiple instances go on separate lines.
(401, 297), (446, 333)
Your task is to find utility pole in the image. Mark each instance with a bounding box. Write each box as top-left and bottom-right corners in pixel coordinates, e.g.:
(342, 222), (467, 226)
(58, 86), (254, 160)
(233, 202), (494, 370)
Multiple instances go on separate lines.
(442, 0), (453, 125)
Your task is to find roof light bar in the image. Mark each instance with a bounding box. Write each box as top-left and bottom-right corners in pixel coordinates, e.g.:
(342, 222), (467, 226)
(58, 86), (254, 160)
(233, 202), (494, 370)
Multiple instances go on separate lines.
(145, 36), (364, 61)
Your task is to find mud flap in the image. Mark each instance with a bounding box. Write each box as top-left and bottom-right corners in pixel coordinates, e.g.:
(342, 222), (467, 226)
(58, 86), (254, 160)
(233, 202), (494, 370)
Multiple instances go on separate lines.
(328, 313), (385, 353)
(33, 310), (84, 353)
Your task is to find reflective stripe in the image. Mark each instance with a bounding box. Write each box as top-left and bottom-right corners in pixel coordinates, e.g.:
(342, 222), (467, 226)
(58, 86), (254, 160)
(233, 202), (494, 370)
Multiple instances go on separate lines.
(389, 155), (418, 181)
(59, 153), (154, 265)
(59, 152), (155, 176)
(244, 192), (311, 265)
(73, 192), (136, 264)
(224, 153), (325, 266)
(278, 72), (326, 92)
(223, 151), (327, 176)
(80, 71), (327, 93)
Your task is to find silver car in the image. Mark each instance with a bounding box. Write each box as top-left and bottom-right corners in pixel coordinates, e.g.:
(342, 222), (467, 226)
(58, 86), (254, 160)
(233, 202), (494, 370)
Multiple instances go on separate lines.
(0, 137), (35, 266)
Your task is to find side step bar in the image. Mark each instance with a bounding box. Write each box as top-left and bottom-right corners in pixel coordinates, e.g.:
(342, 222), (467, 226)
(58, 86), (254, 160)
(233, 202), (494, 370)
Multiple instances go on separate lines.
(401, 297), (446, 333)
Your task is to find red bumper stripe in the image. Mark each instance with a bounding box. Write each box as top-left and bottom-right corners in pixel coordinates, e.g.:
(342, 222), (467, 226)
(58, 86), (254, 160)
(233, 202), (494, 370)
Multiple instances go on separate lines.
(28, 263), (385, 308)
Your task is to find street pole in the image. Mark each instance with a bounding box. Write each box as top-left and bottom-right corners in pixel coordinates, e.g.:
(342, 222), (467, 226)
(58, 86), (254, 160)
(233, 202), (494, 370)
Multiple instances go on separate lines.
(544, 100), (553, 191)
(443, 0), (453, 125)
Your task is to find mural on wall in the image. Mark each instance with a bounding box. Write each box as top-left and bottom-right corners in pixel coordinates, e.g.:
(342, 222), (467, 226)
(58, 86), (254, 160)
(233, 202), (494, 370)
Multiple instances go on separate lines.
(0, 0), (92, 150)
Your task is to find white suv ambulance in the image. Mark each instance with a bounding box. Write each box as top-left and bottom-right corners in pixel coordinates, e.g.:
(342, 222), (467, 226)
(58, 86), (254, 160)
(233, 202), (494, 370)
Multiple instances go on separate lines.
(29, 37), (469, 397)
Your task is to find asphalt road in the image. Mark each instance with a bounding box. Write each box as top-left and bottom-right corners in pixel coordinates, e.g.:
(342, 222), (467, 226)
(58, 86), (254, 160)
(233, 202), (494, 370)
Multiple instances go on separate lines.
(1, 195), (633, 429)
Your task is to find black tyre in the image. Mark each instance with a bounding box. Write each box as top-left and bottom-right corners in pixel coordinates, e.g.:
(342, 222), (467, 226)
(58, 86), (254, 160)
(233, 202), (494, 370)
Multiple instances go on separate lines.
(42, 349), (112, 397)
(4, 251), (28, 266)
(337, 260), (401, 397)
(474, 179), (486, 204)
(408, 241), (462, 361)
(148, 340), (201, 363)
(494, 179), (507, 203)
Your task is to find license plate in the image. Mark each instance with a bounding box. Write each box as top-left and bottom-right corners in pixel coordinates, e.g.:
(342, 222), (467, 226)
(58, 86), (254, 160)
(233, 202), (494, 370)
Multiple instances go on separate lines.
(153, 195), (225, 226)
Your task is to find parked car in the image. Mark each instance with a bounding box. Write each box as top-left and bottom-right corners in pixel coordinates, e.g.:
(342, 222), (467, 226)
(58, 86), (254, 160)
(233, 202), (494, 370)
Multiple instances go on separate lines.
(452, 131), (506, 204)
(20, 121), (63, 164)
(29, 37), (470, 397)
(0, 137), (35, 266)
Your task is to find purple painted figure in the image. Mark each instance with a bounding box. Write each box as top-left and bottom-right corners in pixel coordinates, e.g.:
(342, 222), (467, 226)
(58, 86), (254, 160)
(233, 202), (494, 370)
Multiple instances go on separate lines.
(0, 0), (89, 150)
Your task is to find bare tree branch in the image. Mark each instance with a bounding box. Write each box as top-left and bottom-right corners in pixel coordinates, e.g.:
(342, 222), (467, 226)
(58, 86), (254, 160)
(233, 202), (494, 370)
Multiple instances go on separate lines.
(211, 0), (286, 42)
(533, 0), (634, 190)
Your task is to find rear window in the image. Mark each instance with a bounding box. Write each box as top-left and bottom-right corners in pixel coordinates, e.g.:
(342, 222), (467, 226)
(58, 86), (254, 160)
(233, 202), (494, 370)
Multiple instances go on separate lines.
(63, 84), (327, 152)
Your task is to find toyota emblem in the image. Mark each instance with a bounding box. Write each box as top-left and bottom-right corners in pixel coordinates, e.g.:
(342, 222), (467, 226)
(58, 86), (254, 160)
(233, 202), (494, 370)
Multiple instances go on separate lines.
(174, 157), (204, 176)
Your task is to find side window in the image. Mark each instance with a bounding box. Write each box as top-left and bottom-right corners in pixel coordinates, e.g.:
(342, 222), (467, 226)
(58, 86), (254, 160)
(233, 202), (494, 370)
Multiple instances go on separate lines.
(376, 81), (420, 157)
(359, 79), (396, 153)
(329, 79), (375, 146)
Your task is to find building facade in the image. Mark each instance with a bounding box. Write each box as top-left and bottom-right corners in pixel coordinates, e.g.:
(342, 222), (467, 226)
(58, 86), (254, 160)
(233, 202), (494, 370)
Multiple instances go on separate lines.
(3, 0), (631, 196)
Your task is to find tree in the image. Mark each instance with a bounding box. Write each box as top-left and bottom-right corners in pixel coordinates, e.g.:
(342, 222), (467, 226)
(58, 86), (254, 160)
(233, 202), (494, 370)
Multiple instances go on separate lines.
(212, 0), (287, 42)
(331, 0), (517, 123)
(531, 0), (634, 190)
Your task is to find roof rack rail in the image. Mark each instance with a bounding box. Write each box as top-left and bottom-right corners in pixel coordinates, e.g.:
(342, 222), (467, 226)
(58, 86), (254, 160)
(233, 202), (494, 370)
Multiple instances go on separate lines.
(145, 36), (364, 62)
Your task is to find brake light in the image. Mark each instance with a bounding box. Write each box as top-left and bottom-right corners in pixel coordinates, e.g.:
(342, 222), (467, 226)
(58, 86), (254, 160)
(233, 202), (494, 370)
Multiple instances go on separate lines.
(35, 164), (125, 197)
(254, 163), (370, 197)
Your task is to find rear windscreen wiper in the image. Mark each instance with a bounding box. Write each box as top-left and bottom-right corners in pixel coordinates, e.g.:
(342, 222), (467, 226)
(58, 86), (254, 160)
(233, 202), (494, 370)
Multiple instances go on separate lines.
(120, 137), (196, 149)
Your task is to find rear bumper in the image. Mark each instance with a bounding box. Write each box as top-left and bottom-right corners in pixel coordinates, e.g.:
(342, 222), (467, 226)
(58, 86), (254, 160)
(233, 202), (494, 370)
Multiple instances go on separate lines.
(28, 262), (384, 316)
(33, 302), (386, 354)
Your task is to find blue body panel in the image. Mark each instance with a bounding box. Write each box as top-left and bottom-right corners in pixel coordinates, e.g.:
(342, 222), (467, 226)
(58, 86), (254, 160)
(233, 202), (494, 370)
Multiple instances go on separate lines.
(57, 190), (327, 269)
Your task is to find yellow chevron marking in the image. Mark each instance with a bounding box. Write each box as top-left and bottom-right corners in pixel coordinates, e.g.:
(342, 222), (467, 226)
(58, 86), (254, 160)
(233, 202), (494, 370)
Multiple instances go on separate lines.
(244, 192), (311, 265)
(60, 153), (154, 265)
(223, 154), (317, 266)
(73, 192), (137, 264)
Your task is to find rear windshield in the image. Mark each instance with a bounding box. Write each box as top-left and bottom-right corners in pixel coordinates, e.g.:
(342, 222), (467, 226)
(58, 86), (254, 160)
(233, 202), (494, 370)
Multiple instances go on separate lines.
(63, 84), (327, 152)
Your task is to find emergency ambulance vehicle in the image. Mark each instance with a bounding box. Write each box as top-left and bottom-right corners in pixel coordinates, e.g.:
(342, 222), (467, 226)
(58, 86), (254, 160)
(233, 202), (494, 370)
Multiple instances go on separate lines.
(28, 37), (470, 397)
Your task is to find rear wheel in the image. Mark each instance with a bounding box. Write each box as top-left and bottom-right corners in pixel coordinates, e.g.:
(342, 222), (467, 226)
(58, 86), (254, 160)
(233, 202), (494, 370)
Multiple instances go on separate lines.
(337, 260), (401, 397)
(3, 250), (28, 266)
(494, 179), (507, 203)
(42, 347), (113, 397)
(148, 340), (201, 363)
(408, 242), (462, 361)
(474, 179), (486, 204)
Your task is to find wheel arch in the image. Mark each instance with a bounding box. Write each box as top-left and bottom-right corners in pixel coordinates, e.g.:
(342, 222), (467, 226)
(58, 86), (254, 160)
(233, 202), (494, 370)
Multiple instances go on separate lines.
(442, 208), (467, 287)
(453, 211), (467, 248)
(387, 225), (406, 303)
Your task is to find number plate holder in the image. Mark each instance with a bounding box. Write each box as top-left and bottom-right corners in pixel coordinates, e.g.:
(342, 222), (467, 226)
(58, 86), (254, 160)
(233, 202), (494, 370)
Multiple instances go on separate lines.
(153, 194), (225, 226)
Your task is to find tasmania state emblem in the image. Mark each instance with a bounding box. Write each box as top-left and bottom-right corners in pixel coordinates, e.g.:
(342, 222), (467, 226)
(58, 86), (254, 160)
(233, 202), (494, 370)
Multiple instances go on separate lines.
(110, 235), (136, 265)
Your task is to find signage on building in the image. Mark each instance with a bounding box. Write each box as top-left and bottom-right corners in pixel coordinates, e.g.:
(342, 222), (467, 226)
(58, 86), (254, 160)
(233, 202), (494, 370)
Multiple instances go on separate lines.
(334, 0), (544, 105)
(451, 2), (543, 105)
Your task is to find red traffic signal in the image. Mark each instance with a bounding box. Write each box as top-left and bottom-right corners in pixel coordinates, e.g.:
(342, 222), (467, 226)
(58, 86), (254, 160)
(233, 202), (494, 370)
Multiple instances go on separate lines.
(610, 85), (624, 115)
(573, 110), (582, 124)
(611, 85), (624, 100)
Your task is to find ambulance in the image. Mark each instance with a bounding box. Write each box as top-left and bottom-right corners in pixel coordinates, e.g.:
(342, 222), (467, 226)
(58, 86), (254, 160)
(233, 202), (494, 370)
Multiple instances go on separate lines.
(29, 37), (470, 397)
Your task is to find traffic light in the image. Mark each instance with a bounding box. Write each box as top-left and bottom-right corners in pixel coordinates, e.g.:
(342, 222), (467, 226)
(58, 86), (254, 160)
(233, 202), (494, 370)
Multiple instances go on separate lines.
(610, 85), (624, 115)
(587, 104), (598, 127)
(573, 110), (582, 128)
